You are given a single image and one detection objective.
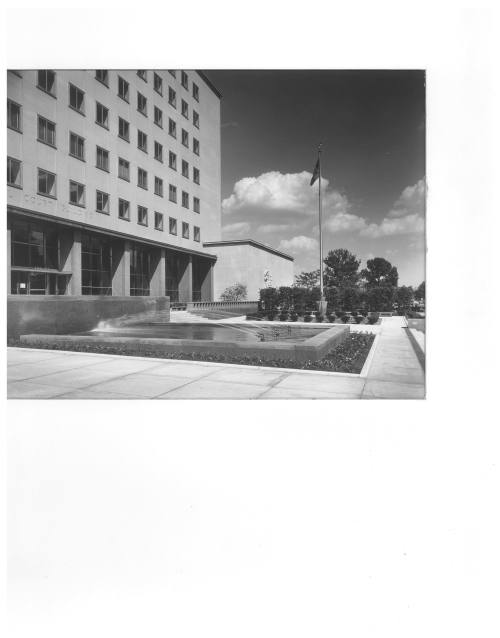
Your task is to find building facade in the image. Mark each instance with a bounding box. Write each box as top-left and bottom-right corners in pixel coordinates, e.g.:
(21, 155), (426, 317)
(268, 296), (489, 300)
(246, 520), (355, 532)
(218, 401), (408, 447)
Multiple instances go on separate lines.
(7, 69), (221, 301)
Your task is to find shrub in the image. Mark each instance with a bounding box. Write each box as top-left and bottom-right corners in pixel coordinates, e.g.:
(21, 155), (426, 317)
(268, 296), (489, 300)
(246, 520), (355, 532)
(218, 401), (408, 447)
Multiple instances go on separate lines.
(260, 287), (279, 312)
(367, 312), (380, 325)
(278, 286), (294, 310)
(279, 311), (289, 321)
(315, 312), (324, 323)
(341, 313), (350, 323)
(304, 313), (312, 322)
(220, 282), (247, 302)
(292, 287), (306, 314)
(304, 286), (321, 310)
(290, 311), (298, 322)
(355, 315), (364, 324)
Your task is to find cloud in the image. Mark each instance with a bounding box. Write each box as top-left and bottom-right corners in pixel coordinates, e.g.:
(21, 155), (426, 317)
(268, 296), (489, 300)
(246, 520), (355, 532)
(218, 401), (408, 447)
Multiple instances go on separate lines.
(221, 221), (250, 237)
(324, 211), (367, 233)
(258, 223), (297, 233)
(278, 235), (318, 254)
(361, 213), (424, 238)
(387, 178), (425, 218)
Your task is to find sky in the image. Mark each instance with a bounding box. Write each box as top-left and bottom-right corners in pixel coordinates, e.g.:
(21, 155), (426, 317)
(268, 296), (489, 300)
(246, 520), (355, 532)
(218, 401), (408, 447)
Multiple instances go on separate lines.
(203, 70), (426, 287)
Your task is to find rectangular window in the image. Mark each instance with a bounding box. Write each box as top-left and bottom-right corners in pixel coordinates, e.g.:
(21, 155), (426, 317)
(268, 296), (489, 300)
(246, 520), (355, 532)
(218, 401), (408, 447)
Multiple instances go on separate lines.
(193, 167), (200, 184)
(69, 83), (85, 114)
(69, 132), (85, 160)
(193, 226), (200, 242)
(95, 70), (108, 86)
(7, 100), (22, 132)
(154, 212), (164, 231)
(181, 71), (188, 89)
(81, 232), (112, 295)
(137, 70), (147, 81)
(154, 106), (163, 127)
(182, 160), (189, 178)
(169, 70), (176, 78)
(37, 70), (56, 95)
(96, 190), (110, 214)
(193, 196), (200, 213)
(138, 129), (148, 152)
(38, 168), (56, 197)
(169, 151), (177, 170)
(37, 115), (56, 147)
(7, 157), (22, 188)
(181, 99), (188, 119)
(169, 184), (177, 203)
(138, 167), (148, 190)
(96, 102), (109, 128)
(96, 146), (109, 171)
(154, 176), (163, 197)
(193, 137), (200, 155)
(154, 72), (163, 95)
(168, 86), (176, 108)
(169, 118), (177, 138)
(130, 245), (151, 296)
(11, 220), (59, 271)
(137, 91), (147, 115)
(118, 76), (129, 101)
(119, 198), (130, 220)
(193, 110), (199, 128)
(154, 141), (163, 162)
(169, 217), (177, 235)
(137, 205), (148, 226)
(118, 117), (130, 141)
(182, 191), (189, 208)
(69, 180), (85, 207)
(182, 222), (189, 239)
(192, 82), (199, 101)
(181, 129), (189, 147)
(118, 157), (130, 181)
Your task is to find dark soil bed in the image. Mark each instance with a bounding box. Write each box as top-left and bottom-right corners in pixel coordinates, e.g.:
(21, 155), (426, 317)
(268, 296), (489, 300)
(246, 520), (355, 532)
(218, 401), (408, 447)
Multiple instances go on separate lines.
(8, 333), (375, 374)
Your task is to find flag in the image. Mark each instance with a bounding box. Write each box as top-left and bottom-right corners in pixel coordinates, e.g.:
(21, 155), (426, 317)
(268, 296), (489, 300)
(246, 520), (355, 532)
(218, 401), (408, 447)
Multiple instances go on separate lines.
(310, 158), (320, 186)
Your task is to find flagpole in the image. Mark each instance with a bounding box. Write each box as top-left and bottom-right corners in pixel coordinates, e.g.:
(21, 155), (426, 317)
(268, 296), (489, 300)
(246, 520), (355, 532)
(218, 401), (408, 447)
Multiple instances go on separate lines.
(318, 143), (325, 303)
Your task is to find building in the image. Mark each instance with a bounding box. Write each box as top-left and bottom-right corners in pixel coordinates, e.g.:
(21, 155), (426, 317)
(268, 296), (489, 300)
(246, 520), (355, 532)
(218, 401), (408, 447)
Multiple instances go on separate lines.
(7, 69), (221, 300)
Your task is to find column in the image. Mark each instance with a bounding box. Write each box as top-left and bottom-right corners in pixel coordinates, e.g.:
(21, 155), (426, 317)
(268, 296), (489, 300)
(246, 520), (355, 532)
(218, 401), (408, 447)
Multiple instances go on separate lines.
(150, 247), (166, 297)
(60, 228), (82, 295)
(201, 260), (214, 301)
(111, 239), (130, 296)
(178, 254), (192, 302)
(7, 222), (12, 294)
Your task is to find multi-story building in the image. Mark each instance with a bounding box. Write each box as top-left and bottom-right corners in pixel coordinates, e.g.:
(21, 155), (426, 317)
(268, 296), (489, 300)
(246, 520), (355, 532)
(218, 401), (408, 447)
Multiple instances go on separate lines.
(7, 69), (221, 300)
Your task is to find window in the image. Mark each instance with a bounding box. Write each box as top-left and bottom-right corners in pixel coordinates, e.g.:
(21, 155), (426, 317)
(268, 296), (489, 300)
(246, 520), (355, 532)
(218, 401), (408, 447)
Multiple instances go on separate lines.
(96, 190), (110, 214)
(193, 110), (199, 128)
(82, 232), (112, 295)
(11, 220), (59, 271)
(118, 157), (130, 181)
(96, 102), (109, 128)
(119, 198), (130, 220)
(37, 115), (56, 147)
(182, 222), (189, 239)
(154, 212), (163, 231)
(137, 129), (147, 152)
(181, 71), (188, 89)
(95, 70), (108, 86)
(69, 83), (85, 114)
(38, 168), (56, 197)
(182, 191), (189, 208)
(182, 160), (189, 178)
(96, 146), (109, 171)
(169, 184), (177, 203)
(194, 226), (200, 242)
(193, 82), (199, 101)
(118, 117), (130, 141)
(118, 76), (129, 102)
(193, 167), (200, 184)
(168, 86), (176, 108)
(137, 70), (147, 81)
(169, 118), (177, 138)
(137, 91), (147, 115)
(37, 70), (56, 95)
(181, 99), (188, 118)
(193, 197), (200, 213)
(7, 157), (22, 188)
(138, 167), (148, 190)
(193, 137), (200, 155)
(154, 72), (163, 95)
(154, 141), (163, 162)
(69, 180), (85, 207)
(169, 217), (177, 235)
(69, 132), (85, 160)
(7, 100), (22, 132)
(130, 245), (151, 296)
(182, 129), (189, 147)
(154, 106), (163, 127)
(154, 176), (163, 197)
(169, 70), (176, 78)
(137, 205), (148, 226)
(169, 151), (177, 170)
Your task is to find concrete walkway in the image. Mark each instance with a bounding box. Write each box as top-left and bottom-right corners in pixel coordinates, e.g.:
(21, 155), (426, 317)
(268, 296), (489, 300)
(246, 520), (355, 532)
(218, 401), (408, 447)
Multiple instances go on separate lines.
(7, 318), (424, 399)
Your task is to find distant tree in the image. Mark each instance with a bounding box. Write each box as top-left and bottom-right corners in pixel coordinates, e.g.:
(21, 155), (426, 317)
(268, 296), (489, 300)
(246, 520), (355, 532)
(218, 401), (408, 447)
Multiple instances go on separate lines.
(323, 249), (361, 288)
(220, 283), (247, 302)
(395, 286), (414, 314)
(415, 281), (425, 300)
(366, 285), (395, 312)
(294, 269), (320, 288)
(361, 257), (399, 288)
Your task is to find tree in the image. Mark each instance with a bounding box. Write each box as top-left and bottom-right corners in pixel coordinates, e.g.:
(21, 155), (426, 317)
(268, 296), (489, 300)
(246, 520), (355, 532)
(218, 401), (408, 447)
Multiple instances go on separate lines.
(220, 283), (247, 302)
(294, 269), (320, 288)
(361, 257), (399, 288)
(395, 286), (414, 314)
(366, 286), (395, 312)
(415, 281), (425, 300)
(323, 249), (361, 288)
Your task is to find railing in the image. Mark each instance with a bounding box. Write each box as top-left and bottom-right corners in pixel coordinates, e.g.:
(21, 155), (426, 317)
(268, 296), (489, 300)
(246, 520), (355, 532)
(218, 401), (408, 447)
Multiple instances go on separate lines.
(185, 300), (259, 313)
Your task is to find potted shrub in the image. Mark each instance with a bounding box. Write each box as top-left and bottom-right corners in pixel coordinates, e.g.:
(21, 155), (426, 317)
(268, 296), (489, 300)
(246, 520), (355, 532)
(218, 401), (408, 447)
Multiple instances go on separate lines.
(355, 315), (364, 324)
(290, 311), (298, 322)
(315, 311), (324, 323)
(341, 312), (350, 323)
(279, 310), (290, 321)
(303, 311), (313, 323)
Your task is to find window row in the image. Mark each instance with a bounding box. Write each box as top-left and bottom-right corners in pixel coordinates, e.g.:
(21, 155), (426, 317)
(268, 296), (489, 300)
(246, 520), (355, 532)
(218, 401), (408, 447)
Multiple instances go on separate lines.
(134, 70), (200, 101)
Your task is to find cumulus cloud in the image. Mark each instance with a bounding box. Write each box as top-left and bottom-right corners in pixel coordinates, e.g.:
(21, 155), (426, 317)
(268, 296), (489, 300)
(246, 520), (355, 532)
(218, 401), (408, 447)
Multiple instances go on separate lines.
(387, 178), (425, 218)
(361, 213), (424, 238)
(324, 211), (367, 233)
(221, 221), (250, 237)
(259, 223), (297, 233)
(278, 235), (318, 253)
